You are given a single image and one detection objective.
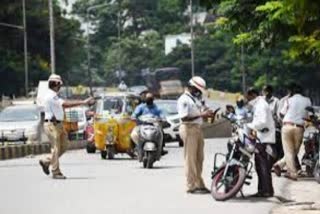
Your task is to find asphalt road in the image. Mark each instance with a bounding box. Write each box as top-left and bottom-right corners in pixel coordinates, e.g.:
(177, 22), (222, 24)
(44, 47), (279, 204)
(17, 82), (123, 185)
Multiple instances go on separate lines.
(0, 138), (287, 214)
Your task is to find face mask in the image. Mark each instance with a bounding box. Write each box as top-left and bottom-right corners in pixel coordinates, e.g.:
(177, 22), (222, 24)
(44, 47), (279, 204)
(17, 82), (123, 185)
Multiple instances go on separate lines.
(236, 100), (244, 108)
(146, 98), (154, 106)
(191, 89), (202, 98)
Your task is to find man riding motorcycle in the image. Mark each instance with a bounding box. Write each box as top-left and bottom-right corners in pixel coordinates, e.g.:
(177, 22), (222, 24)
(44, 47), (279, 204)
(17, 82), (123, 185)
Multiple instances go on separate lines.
(130, 92), (167, 159)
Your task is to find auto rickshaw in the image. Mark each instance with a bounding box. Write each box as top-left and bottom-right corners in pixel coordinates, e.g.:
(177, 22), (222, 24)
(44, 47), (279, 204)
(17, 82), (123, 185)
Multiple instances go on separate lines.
(93, 92), (139, 159)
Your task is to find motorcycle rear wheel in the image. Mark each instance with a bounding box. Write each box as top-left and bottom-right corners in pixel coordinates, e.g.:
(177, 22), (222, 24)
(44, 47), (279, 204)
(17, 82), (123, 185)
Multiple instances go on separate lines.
(211, 165), (246, 201)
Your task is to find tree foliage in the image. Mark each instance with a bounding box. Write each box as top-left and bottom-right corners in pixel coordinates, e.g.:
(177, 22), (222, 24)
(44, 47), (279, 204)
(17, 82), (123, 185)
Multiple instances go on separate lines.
(0, 0), (86, 96)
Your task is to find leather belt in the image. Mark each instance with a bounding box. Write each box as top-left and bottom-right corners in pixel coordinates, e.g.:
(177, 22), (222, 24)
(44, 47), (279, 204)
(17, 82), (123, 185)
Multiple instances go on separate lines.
(283, 122), (304, 129)
(44, 119), (62, 123)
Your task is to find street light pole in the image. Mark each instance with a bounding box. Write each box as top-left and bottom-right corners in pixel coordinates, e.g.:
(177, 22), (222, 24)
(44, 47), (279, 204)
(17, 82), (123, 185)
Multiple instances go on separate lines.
(22, 0), (29, 97)
(190, 0), (195, 77)
(48, 0), (56, 74)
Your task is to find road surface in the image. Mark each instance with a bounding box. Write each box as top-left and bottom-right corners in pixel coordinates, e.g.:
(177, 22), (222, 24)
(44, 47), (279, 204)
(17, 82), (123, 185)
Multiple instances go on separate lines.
(0, 138), (287, 214)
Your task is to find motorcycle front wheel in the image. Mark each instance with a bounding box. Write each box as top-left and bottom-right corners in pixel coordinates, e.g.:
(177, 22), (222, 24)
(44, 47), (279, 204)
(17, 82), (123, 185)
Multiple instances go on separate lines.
(143, 151), (154, 169)
(211, 164), (246, 201)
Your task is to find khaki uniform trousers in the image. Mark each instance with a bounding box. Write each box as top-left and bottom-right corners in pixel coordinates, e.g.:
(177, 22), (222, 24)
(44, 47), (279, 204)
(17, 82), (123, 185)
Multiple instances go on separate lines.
(42, 123), (69, 175)
(179, 123), (205, 191)
(280, 124), (304, 177)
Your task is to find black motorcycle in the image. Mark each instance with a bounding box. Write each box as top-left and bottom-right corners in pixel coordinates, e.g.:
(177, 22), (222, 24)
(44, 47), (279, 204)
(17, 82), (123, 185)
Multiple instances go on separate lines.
(211, 114), (257, 201)
(301, 106), (320, 183)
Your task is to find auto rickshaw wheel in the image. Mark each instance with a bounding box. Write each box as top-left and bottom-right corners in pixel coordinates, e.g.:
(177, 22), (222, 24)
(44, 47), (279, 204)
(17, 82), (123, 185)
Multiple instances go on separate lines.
(101, 150), (107, 159)
(107, 151), (115, 160)
(86, 143), (96, 154)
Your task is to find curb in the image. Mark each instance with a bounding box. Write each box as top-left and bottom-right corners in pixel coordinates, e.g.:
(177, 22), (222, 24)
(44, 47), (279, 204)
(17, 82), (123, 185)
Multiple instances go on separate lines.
(0, 143), (51, 160)
(0, 141), (87, 160)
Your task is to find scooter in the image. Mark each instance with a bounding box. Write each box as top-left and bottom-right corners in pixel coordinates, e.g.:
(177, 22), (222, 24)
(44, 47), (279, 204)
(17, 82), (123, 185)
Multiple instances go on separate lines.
(137, 115), (165, 169)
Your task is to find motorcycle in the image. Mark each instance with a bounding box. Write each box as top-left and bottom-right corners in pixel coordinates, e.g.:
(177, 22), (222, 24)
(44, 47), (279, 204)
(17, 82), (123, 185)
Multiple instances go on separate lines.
(211, 112), (257, 201)
(301, 106), (320, 183)
(137, 115), (168, 169)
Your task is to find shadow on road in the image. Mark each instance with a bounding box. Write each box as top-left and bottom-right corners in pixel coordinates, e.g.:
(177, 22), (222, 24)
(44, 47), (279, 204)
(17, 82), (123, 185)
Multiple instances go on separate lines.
(227, 195), (294, 204)
(135, 165), (183, 170)
(65, 176), (96, 180)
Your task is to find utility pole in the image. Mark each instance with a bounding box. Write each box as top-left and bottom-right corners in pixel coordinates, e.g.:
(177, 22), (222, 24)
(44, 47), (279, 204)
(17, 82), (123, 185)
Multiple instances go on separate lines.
(48, 0), (56, 74)
(22, 0), (28, 97)
(190, 0), (195, 77)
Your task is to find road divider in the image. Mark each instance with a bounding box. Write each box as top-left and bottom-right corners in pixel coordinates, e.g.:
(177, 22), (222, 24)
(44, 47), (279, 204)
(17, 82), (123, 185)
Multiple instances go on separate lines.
(0, 140), (87, 160)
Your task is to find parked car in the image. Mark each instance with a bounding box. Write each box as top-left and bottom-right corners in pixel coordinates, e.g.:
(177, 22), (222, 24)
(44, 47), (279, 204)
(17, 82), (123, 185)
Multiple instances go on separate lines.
(65, 106), (90, 140)
(154, 99), (183, 147)
(0, 105), (42, 144)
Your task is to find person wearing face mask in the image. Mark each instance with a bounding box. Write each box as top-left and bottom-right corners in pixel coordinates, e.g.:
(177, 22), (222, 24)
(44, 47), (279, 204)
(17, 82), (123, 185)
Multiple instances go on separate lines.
(39, 74), (95, 179)
(177, 76), (216, 194)
(245, 88), (276, 197)
(130, 92), (166, 159)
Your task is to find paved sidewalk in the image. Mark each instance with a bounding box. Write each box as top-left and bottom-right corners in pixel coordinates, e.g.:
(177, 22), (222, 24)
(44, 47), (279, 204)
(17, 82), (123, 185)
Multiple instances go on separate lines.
(272, 178), (320, 214)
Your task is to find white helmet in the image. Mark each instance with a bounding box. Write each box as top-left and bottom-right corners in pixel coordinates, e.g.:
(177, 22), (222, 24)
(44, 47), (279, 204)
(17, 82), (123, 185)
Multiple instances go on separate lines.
(188, 76), (206, 94)
(48, 74), (63, 85)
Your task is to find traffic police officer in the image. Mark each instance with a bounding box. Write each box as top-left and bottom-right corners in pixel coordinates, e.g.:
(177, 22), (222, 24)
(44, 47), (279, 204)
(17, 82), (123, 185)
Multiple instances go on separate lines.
(177, 76), (214, 194)
(39, 74), (94, 179)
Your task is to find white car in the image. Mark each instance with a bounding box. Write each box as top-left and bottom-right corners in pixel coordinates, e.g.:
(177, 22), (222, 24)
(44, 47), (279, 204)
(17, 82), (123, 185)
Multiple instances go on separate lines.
(154, 100), (183, 147)
(0, 105), (42, 144)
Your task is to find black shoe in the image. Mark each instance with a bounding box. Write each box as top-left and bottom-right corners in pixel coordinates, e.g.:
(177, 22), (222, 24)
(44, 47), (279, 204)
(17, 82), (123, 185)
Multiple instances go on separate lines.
(250, 192), (274, 198)
(52, 173), (67, 180)
(161, 150), (168, 156)
(39, 160), (50, 175)
(189, 188), (210, 194)
(198, 187), (211, 194)
(187, 189), (196, 194)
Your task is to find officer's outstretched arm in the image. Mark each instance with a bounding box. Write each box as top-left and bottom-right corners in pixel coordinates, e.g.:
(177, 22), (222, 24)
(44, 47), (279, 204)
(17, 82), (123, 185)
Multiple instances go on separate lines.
(62, 97), (95, 108)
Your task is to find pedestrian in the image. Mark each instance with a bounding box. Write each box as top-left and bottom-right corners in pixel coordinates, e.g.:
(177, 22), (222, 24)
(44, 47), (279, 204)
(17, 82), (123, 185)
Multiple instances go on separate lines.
(39, 74), (95, 179)
(272, 86), (301, 174)
(262, 85), (283, 162)
(177, 76), (215, 194)
(273, 83), (311, 180)
(246, 88), (276, 197)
